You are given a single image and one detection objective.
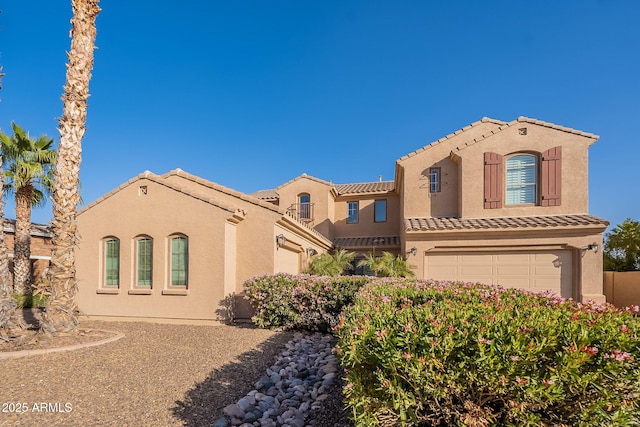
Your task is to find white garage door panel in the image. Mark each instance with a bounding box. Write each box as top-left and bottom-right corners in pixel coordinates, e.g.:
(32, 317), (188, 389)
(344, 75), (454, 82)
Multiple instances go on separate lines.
(424, 251), (572, 297)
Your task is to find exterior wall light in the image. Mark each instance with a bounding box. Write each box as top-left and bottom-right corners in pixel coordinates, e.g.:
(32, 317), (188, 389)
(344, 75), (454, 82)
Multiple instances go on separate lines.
(410, 246), (418, 256)
(306, 247), (317, 256)
(276, 234), (287, 248)
(587, 242), (599, 253)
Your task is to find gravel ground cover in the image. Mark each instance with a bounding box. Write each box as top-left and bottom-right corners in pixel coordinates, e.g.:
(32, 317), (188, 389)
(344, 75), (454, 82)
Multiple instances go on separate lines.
(0, 320), (304, 426)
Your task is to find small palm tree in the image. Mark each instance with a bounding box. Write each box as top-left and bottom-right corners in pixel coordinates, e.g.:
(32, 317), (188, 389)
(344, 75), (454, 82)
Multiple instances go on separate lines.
(40, 0), (101, 335)
(0, 123), (56, 295)
(358, 251), (415, 278)
(305, 249), (355, 276)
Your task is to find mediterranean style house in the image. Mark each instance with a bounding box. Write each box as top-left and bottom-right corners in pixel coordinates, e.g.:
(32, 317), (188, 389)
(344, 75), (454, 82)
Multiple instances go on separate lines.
(76, 116), (609, 323)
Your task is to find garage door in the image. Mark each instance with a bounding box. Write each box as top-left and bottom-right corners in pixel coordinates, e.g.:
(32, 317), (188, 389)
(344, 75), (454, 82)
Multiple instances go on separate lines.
(424, 251), (572, 297)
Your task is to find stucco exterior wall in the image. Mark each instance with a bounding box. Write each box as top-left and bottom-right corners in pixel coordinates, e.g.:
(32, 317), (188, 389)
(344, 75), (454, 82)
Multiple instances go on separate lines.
(399, 120), (501, 219)
(276, 176), (334, 239)
(398, 120), (594, 220)
(604, 271), (640, 308)
(455, 125), (592, 218)
(76, 178), (233, 322)
(333, 194), (400, 238)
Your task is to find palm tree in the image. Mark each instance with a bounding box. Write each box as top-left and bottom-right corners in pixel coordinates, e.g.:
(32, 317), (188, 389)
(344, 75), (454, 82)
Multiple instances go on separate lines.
(0, 123), (56, 295)
(40, 0), (101, 335)
(358, 251), (415, 278)
(0, 154), (25, 338)
(305, 249), (355, 276)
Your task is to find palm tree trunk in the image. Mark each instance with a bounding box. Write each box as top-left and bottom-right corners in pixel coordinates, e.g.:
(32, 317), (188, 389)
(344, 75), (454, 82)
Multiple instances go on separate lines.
(13, 186), (34, 295)
(0, 162), (25, 338)
(40, 0), (100, 335)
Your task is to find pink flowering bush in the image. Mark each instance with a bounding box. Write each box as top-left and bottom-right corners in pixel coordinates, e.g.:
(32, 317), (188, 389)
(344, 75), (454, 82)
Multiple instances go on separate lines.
(334, 279), (640, 426)
(243, 273), (368, 331)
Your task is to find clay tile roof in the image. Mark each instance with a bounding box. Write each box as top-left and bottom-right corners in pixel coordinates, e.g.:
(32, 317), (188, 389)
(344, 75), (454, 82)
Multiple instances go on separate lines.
(516, 116), (599, 140)
(405, 214), (609, 232)
(2, 218), (52, 237)
(335, 181), (395, 195)
(333, 235), (401, 248)
(398, 117), (508, 162)
(251, 189), (279, 201)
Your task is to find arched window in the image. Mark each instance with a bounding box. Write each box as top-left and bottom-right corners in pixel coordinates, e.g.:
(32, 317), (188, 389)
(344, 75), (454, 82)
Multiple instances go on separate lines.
(299, 193), (311, 220)
(136, 236), (153, 287)
(506, 154), (537, 205)
(170, 235), (188, 287)
(103, 237), (120, 288)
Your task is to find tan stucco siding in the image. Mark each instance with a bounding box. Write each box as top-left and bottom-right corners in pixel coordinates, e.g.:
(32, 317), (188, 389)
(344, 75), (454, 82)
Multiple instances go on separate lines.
(456, 125), (591, 218)
(399, 122), (593, 220)
(276, 177), (334, 239)
(333, 194), (400, 238)
(400, 152), (460, 219)
(77, 178), (231, 321)
(399, 120), (502, 219)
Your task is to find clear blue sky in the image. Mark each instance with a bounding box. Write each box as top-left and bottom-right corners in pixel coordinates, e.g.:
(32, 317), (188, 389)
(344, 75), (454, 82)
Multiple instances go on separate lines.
(1, 1), (639, 229)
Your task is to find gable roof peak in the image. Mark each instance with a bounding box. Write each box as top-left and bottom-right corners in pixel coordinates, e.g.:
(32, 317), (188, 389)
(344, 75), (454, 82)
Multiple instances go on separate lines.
(515, 116), (599, 140)
(398, 117), (507, 162)
(274, 173), (333, 190)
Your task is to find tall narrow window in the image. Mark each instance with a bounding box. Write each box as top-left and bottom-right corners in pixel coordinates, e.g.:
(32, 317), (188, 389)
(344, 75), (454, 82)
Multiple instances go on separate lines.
(347, 201), (359, 223)
(136, 236), (153, 287)
(506, 154), (537, 205)
(429, 167), (441, 193)
(104, 238), (120, 287)
(170, 235), (188, 287)
(374, 200), (387, 222)
(299, 194), (311, 220)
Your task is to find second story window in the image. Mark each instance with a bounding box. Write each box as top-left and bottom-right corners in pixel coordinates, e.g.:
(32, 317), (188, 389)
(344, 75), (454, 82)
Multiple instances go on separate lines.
(374, 200), (387, 222)
(506, 154), (537, 205)
(299, 194), (311, 220)
(429, 167), (441, 193)
(347, 201), (359, 223)
(136, 236), (153, 287)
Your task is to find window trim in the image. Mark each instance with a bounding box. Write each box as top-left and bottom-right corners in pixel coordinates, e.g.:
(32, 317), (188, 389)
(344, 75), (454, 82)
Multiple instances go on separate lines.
(505, 153), (538, 206)
(298, 193), (311, 220)
(168, 234), (189, 288)
(347, 201), (359, 224)
(429, 167), (441, 193)
(102, 237), (120, 289)
(134, 235), (153, 288)
(374, 199), (387, 223)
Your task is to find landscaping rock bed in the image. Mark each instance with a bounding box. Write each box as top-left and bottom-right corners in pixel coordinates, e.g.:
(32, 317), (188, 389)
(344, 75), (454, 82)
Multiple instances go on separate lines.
(213, 332), (352, 427)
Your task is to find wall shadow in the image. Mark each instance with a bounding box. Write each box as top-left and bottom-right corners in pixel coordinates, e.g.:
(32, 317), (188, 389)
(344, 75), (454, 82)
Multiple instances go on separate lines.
(172, 327), (295, 427)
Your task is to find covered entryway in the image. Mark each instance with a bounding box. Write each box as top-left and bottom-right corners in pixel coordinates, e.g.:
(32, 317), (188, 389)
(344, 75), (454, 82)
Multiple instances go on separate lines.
(424, 250), (572, 297)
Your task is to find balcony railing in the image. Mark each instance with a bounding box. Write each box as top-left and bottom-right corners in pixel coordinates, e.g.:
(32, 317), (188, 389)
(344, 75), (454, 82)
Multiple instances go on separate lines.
(287, 202), (314, 223)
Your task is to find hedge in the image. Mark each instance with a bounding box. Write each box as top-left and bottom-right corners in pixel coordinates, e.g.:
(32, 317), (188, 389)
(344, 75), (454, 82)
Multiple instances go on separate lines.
(334, 279), (640, 426)
(243, 273), (368, 332)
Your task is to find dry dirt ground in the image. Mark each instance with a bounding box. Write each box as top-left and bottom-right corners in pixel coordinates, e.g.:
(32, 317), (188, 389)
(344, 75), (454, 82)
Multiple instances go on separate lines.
(0, 310), (353, 427)
(0, 310), (298, 426)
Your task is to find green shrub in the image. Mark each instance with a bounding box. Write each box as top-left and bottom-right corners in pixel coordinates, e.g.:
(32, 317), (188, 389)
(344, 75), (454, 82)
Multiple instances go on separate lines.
(12, 292), (47, 308)
(334, 279), (640, 426)
(243, 273), (368, 331)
